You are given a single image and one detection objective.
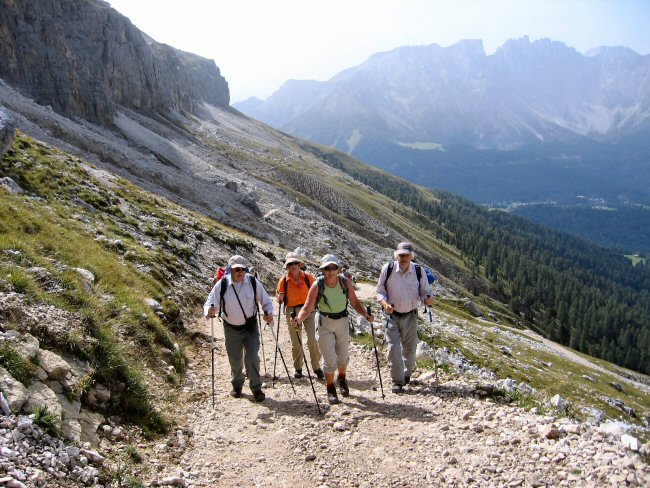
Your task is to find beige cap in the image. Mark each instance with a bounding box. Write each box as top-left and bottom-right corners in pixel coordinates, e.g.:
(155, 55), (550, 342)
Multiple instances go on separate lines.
(284, 252), (303, 269)
(396, 242), (414, 255)
(228, 255), (248, 269)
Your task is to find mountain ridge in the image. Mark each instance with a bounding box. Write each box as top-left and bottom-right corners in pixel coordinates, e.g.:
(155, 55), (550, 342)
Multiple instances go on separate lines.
(234, 36), (650, 205)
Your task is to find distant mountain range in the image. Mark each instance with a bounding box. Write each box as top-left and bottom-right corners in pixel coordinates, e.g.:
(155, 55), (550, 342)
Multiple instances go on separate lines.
(235, 37), (650, 205)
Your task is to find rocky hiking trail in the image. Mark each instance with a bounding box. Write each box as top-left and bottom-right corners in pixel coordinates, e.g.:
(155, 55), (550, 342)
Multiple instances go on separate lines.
(143, 308), (649, 488)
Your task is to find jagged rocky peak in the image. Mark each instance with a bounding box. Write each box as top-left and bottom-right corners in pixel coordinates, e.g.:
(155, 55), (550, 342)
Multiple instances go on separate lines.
(0, 0), (230, 123)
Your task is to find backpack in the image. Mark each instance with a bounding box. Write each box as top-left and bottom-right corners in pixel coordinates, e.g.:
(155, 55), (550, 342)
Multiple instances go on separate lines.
(282, 271), (313, 305)
(424, 267), (436, 285)
(383, 262), (435, 288)
(315, 274), (349, 311)
(213, 266), (229, 286)
(218, 273), (257, 319)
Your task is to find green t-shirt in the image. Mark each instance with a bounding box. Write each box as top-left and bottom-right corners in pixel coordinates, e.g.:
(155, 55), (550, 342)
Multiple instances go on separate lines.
(318, 281), (347, 314)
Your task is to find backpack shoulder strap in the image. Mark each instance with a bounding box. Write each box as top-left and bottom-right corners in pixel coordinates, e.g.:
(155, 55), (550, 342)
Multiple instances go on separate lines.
(249, 274), (259, 313)
(338, 273), (349, 297)
(414, 263), (422, 284)
(338, 273), (350, 309)
(218, 278), (229, 318)
(316, 275), (326, 309)
(249, 274), (258, 296)
(383, 261), (394, 290)
(303, 271), (312, 288)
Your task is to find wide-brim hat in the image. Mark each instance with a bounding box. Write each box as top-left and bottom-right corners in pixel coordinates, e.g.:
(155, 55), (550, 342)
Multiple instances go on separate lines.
(284, 252), (303, 269)
(396, 242), (414, 255)
(228, 255), (248, 269)
(319, 254), (340, 269)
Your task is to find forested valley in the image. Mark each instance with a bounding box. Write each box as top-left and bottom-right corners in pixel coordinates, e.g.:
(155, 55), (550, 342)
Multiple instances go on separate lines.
(308, 144), (650, 375)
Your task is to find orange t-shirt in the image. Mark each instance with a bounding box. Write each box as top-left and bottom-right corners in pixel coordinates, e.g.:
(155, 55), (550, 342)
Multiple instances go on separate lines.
(276, 271), (315, 307)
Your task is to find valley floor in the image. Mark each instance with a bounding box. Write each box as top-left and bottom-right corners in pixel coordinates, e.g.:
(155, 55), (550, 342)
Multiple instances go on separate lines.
(136, 312), (649, 488)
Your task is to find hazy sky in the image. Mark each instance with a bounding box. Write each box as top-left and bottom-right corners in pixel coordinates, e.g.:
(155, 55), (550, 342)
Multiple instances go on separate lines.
(107, 0), (650, 103)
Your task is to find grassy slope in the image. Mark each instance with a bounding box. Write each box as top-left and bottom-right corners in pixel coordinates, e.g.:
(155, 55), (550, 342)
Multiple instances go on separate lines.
(0, 132), (276, 433)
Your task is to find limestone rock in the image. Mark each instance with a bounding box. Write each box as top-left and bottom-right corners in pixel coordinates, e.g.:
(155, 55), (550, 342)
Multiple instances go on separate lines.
(464, 299), (483, 317)
(0, 177), (23, 194)
(0, 366), (29, 412)
(37, 349), (72, 380)
(550, 394), (569, 412)
(24, 383), (63, 430)
(10, 333), (40, 361)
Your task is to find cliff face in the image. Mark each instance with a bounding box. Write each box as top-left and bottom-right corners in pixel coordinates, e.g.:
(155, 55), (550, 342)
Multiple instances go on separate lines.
(0, 0), (229, 123)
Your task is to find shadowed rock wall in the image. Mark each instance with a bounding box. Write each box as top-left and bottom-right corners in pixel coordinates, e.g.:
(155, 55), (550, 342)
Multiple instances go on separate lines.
(0, 0), (229, 123)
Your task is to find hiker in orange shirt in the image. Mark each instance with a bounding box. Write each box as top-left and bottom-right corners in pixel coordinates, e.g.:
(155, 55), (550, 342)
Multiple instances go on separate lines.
(276, 252), (324, 380)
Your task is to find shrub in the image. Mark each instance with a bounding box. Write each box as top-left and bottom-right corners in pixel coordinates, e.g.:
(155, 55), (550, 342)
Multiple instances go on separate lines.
(33, 406), (60, 436)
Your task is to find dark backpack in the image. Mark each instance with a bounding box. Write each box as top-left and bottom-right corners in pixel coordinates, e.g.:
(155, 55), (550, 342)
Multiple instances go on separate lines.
(218, 273), (257, 319)
(282, 271), (313, 305)
(315, 274), (349, 311)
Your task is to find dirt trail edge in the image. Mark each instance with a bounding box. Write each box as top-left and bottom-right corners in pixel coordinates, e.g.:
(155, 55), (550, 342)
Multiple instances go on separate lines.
(146, 313), (649, 487)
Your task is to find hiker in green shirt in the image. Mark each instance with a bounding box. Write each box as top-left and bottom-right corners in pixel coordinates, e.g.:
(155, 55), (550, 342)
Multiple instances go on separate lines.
(292, 254), (374, 404)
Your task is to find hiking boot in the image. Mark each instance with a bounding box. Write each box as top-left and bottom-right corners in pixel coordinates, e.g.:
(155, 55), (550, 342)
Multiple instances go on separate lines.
(392, 384), (404, 394)
(252, 389), (266, 402)
(230, 387), (242, 398)
(294, 369), (304, 379)
(314, 368), (325, 380)
(337, 376), (350, 397)
(327, 384), (340, 404)
(404, 375), (410, 385)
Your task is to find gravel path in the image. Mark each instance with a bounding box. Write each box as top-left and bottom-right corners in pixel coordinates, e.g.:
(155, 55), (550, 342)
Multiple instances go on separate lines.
(141, 314), (649, 487)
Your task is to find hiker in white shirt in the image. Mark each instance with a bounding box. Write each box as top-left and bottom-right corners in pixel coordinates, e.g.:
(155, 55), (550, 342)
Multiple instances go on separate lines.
(376, 242), (433, 394)
(205, 255), (273, 402)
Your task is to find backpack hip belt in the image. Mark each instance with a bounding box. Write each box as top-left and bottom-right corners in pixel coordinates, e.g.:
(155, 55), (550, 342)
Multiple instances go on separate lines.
(320, 310), (349, 320)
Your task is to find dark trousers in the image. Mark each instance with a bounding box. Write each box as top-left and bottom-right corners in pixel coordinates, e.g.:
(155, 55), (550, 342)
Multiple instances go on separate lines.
(223, 324), (262, 391)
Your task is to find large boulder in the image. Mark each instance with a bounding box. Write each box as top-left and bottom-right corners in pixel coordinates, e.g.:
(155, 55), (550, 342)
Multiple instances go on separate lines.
(464, 299), (484, 317)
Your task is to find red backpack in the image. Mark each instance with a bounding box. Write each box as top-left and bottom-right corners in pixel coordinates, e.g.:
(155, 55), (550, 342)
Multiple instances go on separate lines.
(213, 266), (228, 286)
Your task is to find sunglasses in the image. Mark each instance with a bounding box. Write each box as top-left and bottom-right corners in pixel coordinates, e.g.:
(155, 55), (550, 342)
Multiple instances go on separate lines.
(323, 265), (339, 272)
(232, 268), (246, 273)
(287, 262), (301, 267)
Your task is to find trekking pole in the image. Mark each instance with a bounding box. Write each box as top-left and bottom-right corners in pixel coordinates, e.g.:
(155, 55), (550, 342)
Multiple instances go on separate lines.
(426, 304), (439, 385)
(257, 311), (267, 377)
(368, 306), (385, 400)
(291, 312), (322, 414)
(272, 304), (283, 386)
(210, 311), (216, 409)
(266, 317), (296, 395)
